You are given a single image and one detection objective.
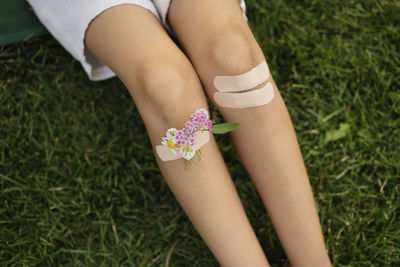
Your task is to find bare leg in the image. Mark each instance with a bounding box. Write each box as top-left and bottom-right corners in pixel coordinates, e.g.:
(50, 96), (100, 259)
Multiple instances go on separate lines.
(84, 4), (269, 266)
(167, 0), (332, 266)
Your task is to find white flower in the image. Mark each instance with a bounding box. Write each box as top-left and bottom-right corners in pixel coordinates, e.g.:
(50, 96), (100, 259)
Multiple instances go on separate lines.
(166, 128), (177, 139)
(161, 128), (178, 155)
(180, 145), (196, 160)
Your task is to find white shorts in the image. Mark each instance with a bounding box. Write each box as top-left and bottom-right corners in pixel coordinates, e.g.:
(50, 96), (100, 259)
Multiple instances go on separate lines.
(27, 0), (248, 81)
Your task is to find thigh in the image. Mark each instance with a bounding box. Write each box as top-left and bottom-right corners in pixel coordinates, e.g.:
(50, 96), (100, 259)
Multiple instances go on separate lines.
(84, 4), (208, 130)
(85, 4), (190, 97)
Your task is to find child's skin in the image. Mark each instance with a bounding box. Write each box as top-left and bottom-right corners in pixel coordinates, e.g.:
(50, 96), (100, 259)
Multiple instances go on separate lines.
(85, 1), (332, 266)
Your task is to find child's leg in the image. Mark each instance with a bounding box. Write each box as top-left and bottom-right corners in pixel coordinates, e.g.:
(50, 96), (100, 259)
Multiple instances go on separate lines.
(167, 1), (332, 266)
(84, 4), (269, 266)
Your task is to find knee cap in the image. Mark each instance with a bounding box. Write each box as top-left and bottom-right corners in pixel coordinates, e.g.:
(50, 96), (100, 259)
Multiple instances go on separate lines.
(139, 62), (196, 123)
(209, 27), (259, 74)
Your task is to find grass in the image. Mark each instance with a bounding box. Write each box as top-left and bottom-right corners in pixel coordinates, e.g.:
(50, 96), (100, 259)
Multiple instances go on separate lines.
(1, 0), (399, 266)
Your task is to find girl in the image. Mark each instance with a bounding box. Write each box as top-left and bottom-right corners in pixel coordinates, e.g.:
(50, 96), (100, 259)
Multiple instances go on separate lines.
(27, 1), (332, 266)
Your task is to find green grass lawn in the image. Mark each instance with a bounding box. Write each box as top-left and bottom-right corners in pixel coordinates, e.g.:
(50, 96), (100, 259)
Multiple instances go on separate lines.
(1, 0), (399, 266)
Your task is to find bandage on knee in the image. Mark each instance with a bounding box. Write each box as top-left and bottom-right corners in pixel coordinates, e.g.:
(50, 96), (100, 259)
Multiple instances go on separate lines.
(213, 60), (275, 108)
(156, 131), (210, 161)
(213, 61), (270, 92)
(213, 82), (274, 109)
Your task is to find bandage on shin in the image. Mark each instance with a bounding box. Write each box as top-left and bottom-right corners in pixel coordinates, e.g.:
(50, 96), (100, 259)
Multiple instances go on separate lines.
(213, 60), (274, 108)
(155, 108), (213, 163)
(156, 131), (210, 161)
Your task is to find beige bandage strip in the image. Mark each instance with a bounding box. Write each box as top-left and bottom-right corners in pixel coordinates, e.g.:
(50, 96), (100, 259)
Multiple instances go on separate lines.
(155, 131), (210, 161)
(213, 82), (274, 108)
(213, 61), (270, 92)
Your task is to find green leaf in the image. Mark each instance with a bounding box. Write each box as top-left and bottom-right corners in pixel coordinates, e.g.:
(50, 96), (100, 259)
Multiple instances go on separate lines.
(211, 122), (240, 134)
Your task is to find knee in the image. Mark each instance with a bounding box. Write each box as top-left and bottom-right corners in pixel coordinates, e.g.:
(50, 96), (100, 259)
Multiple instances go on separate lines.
(138, 59), (203, 125)
(207, 25), (265, 75)
(206, 25), (277, 113)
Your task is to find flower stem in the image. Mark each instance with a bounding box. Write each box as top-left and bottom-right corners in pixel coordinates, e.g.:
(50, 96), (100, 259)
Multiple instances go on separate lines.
(198, 149), (203, 161)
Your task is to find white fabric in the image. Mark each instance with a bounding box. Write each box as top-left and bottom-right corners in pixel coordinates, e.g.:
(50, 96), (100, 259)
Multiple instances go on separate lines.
(26, 0), (248, 81)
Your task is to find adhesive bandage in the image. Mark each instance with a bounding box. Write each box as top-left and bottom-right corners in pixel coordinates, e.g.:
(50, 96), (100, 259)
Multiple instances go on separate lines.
(155, 108), (239, 165)
(212, 60), (274, 108)
(155, 108), (214, 164)
(213, 61), (270, 92)
(213, 82), (274, 109)
(156, 131), (210, 162)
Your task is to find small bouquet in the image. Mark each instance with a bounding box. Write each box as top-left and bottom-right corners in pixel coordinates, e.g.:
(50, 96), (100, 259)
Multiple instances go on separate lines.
(156, 108), (239, 165)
